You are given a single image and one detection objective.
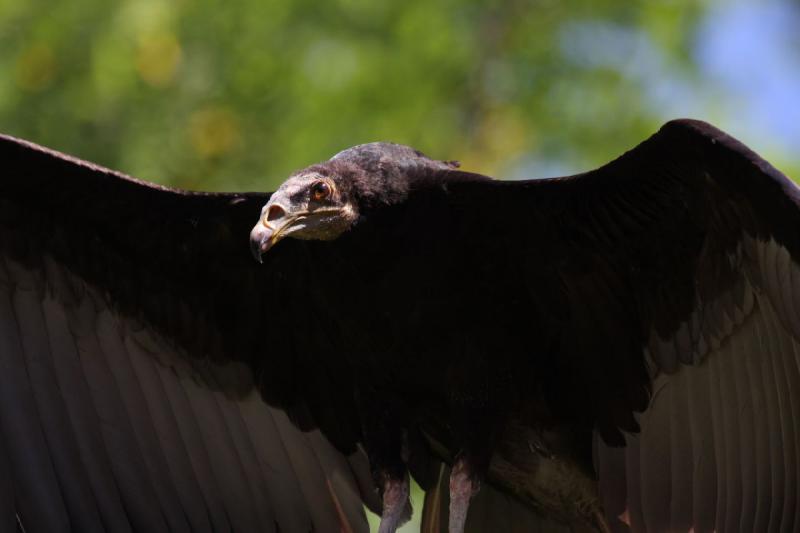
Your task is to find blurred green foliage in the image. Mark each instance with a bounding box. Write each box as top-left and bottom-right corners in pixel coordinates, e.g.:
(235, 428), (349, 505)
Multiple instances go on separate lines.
(1, 0), (760, 192)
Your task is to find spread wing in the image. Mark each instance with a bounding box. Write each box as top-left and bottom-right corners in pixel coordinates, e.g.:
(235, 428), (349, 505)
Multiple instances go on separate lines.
(413, 120), (799, 532)
(582, 121), (800, 532)
(0, 135), (378, 533)
(465, 119), (799, 532)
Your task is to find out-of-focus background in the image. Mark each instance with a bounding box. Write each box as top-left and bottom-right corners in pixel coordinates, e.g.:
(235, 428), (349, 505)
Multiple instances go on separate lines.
(1, 0), (797, 529)
(0, 0), (798, 193)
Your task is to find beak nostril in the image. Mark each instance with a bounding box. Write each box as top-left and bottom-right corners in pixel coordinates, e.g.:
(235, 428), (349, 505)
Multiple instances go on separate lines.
(266, 205), (286, 222)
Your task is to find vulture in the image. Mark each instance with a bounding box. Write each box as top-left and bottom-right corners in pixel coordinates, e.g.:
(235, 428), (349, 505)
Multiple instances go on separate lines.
(0, 119), (799, 533)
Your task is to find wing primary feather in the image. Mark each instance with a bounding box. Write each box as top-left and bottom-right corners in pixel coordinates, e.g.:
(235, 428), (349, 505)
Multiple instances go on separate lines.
(271, 407), (347, 531)
(153, 358), (232, 532)
(761, 240), (784, 329)
(70, 288), (168, 532)
(96, 309), (192, 533)
(685, 343), (716, 531)
(774, 314), (800, 532)
(305, 430), (371, 532)
(752, 301), (780, 529)
(211, 389), (276, 528)
(638, 376), (671, 531)
(774, 244), (798, 336)
(19, 284), (107, 532)
(237, 394), (314, 532)
(176, 370), (261, 532)
(791, 259), (800, 337)
(707, 338), (729, 532)
(123, 329), (215, 533)
(759, 298), (796, 530)
(788, 338), (800, 533)
(0, 259), (71, 532)
(667, 366), (692, 531)
(742, 303), (771, 531)
(622, 430), (645, 531)
(728, 307), (757, 532)
(716, 332), (744, 532)
(38, 265), (133, 531)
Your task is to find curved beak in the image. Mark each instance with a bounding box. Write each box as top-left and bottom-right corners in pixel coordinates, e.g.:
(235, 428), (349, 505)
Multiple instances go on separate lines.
(249, 223), (277, 263)
(250, 202), (296, 263)
(249, 201), (345, 263)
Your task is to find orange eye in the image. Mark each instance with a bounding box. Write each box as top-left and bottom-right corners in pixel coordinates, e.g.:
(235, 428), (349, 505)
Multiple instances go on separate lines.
(311, 180), (332, 201)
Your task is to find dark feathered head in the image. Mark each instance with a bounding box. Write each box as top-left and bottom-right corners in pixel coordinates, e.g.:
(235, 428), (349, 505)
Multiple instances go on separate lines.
(250, 142), (458, 261)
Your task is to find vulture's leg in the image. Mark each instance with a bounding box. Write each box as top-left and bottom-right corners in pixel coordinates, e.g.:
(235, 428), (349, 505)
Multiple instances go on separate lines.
(377, 470), (411, 533)
(445, 349), (510, 532)
(448, 456), (480, 533)
(359, 390), (411, 532)
(445, 400), (503, 532)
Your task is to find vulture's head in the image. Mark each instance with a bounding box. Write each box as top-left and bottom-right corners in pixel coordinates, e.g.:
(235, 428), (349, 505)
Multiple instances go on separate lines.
(250, 142), (458, 262)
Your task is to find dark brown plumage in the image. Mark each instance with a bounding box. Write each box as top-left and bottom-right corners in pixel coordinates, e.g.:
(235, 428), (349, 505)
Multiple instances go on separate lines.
(1, 119), (799, 532)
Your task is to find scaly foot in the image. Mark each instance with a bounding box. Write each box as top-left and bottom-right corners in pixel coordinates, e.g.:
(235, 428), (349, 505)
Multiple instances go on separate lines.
(378, 472), (411, 533)
(449, 458), (480, 533)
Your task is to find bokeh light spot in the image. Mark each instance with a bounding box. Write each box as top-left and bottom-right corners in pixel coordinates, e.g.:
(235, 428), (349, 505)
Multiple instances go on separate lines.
(188, 106), (241, 159)
(136, 32), (182, 88)
(15, 43), (56, 92)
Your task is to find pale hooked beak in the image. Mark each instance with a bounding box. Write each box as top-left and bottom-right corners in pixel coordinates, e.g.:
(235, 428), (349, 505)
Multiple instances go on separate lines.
(249, 202), (344, 263)
(250, 203), (291, 263)
(249, 224), (274, 263)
